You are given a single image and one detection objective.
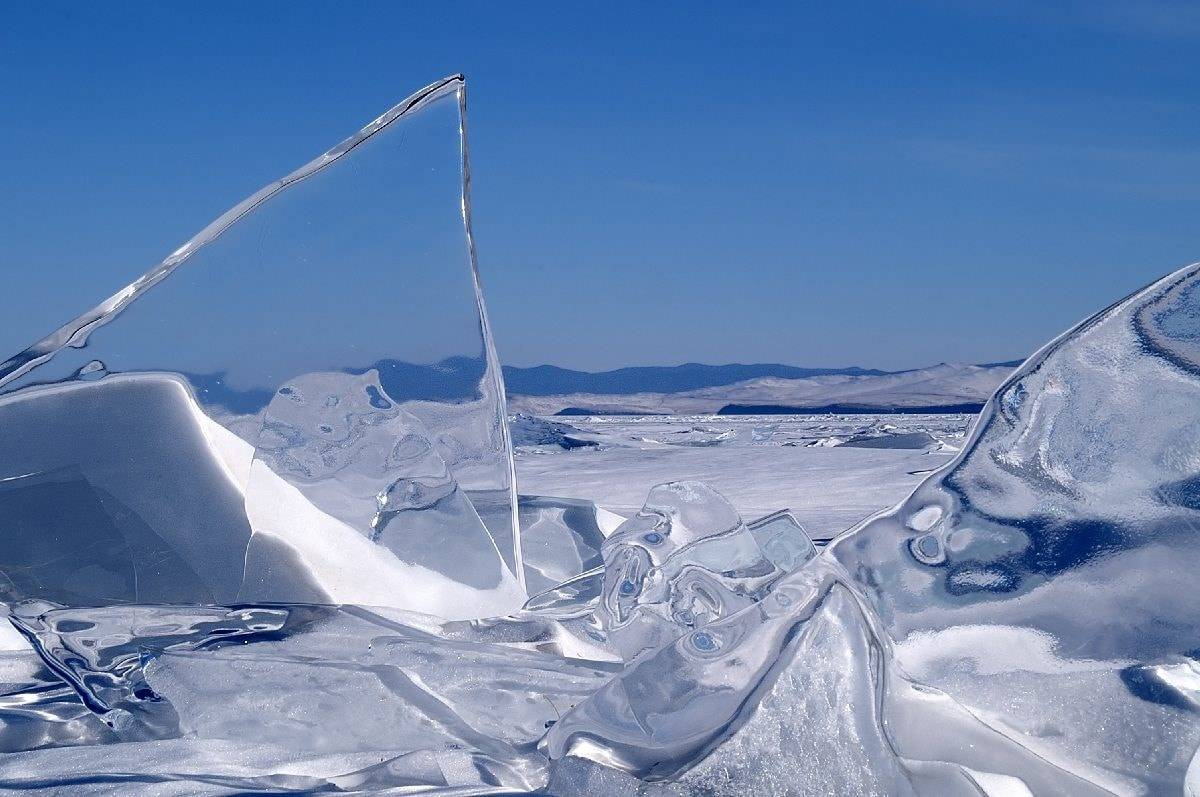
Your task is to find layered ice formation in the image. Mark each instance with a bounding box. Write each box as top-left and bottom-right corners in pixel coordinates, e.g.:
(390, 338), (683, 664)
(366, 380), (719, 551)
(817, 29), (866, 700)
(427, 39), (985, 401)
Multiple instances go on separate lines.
(1, 72), (1199, 794)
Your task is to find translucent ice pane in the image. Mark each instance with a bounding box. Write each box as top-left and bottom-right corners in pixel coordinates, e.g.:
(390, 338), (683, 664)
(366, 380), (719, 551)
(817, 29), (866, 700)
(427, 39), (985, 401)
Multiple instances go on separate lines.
(746, 509), (817, 571)
(0, 76), (524, 618)
(517, 494), (611, 594)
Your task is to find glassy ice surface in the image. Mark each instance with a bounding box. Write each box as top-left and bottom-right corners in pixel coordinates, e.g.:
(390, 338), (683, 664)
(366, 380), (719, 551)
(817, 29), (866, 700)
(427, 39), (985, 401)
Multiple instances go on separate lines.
(596, 482), (792, 663)
(827, 262), (1200, 793)
(518, 494), (623, 595)
(3, 76), (1200, 793)
(747, 509), (817, 571)
(0, 75), (524, 619)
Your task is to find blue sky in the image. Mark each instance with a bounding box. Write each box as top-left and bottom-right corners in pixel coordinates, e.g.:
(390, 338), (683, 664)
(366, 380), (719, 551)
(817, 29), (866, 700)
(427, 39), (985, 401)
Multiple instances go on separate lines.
(1, 2), (1198, 371)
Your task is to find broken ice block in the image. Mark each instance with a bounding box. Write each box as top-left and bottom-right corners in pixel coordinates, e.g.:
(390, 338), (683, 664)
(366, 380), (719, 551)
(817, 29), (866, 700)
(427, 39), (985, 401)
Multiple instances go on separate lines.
(0, 76), (524, 618)
(596, 482), (788, 662)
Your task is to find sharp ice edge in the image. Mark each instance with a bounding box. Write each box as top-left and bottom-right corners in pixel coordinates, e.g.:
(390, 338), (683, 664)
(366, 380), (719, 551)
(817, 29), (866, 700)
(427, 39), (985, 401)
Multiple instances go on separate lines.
(0, 75), (465, 391)
(0, 75), (525, 620)
(459, 77), (526, 595)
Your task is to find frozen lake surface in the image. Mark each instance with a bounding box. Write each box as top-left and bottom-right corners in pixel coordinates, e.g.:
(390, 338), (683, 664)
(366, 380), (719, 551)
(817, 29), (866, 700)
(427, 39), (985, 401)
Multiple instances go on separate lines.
(514, 413), (975, 541)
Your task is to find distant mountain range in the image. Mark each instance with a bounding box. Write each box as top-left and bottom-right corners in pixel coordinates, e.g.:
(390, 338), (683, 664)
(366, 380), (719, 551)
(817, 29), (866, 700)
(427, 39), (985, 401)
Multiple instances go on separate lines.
(504, 360), (1024, 415)
(181, 358), (1024, 417)
(501, 363), (890, 396)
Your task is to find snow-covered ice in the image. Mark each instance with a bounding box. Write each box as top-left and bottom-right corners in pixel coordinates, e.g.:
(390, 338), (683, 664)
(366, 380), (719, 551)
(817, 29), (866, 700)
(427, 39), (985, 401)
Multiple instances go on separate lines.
(507, 361), (1011, 416)
(515, 413), (972, 540)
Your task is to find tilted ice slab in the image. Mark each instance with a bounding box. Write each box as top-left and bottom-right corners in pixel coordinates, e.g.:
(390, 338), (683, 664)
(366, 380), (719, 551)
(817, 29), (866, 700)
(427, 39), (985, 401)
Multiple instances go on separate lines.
(0, 76), (525, 619)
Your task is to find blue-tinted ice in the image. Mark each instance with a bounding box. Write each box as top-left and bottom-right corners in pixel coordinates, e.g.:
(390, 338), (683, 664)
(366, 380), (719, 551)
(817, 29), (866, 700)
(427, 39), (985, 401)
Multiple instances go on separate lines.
(0, 76), (524, 620)
(1, 74), (1199, 794)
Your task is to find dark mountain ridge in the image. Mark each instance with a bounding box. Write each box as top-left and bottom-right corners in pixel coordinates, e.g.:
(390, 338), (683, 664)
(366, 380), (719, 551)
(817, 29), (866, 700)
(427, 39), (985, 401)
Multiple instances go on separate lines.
(502, 360), (1019, 397)
(502, 362), (888, 397)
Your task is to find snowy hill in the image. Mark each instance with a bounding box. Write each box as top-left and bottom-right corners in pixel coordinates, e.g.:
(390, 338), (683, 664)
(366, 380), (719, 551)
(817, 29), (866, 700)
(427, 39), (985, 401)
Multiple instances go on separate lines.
(505, 362), (1016, 415)
(501, 362), (886, 396)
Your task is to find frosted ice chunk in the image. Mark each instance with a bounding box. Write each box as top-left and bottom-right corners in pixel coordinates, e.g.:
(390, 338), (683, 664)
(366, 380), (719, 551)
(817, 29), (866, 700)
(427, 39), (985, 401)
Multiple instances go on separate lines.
(0, 76), (524, 619)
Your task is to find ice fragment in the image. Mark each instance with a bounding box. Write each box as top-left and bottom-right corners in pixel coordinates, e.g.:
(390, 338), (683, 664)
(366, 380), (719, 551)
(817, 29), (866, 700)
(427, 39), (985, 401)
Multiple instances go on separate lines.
(0, 76), (524, 619)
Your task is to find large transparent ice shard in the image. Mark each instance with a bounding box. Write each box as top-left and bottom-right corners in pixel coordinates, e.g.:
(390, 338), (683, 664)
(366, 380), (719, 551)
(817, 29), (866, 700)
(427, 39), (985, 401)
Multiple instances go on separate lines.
(828, 262), (1200, 790)
(0, 76), (524, 618)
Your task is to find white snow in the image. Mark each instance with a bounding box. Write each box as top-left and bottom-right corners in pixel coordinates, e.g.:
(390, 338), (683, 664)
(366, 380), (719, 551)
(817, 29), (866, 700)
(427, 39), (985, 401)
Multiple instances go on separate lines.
(513, 413), (974, 540)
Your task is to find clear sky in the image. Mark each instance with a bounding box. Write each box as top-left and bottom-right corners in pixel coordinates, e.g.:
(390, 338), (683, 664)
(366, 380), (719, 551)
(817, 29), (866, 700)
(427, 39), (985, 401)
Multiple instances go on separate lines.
(2, 2), (1198, 372)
